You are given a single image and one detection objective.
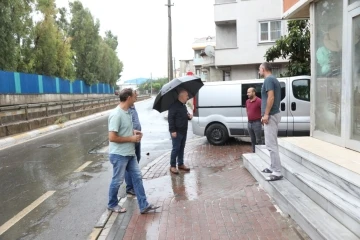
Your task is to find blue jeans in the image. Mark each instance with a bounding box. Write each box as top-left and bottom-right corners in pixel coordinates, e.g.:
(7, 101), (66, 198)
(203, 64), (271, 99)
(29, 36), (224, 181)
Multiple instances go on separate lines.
(170, 132), (187, 167)
(108, 154), (149, 212)
(248, 120), (263, 153)
(125, 142), (141, 192)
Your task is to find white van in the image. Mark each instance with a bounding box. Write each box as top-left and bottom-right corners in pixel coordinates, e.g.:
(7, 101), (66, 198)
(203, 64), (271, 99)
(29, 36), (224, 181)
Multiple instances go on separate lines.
(191, 76), (311, 145)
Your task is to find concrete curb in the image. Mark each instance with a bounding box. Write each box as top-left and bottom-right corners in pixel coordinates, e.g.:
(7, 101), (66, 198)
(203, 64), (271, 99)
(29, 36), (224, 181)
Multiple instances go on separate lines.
(0, 96), (153, 150)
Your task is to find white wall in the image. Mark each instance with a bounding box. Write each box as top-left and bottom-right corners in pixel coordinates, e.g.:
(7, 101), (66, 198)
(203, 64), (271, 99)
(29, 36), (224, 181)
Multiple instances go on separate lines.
(231, 65), (259, 80)
(209, 67), (223, 81)
(214, 2), (237, 22)
(216, 23), (237, 49)
(215, 0), (287, 66)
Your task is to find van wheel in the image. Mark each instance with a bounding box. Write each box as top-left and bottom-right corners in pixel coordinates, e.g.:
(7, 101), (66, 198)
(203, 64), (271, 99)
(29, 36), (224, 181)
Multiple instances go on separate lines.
(206, 123), (229, 145)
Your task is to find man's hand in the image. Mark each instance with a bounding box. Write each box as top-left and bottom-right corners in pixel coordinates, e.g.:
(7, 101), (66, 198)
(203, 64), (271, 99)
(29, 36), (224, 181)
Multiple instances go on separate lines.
(187, 113), (193, 120)
(261, 114), (269, 125)
(133, 130), (142, 142)
(131, 134), (142, 143)
(171, 132), (177, 138)
(133, 130), (143, 137)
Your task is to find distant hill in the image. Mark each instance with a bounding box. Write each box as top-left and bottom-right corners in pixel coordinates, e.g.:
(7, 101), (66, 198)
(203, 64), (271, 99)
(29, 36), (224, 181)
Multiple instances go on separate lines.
(124, 78), (148, 84)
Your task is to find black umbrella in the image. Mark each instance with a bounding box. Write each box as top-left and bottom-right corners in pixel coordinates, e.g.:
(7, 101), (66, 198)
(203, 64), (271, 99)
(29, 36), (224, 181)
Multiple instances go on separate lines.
(153, 75), (204, 113)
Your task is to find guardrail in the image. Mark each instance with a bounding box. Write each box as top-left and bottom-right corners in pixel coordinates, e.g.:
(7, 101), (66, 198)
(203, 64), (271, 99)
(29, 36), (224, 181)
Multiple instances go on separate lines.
(0, 95), (150, 126)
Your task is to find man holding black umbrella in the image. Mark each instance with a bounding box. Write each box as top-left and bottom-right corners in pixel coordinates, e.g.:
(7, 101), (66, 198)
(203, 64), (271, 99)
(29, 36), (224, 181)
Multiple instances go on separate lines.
(168, 89), (192, 174)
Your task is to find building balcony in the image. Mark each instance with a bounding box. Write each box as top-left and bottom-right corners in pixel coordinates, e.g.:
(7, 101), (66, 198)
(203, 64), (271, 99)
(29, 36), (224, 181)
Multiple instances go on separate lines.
(215, 47), (287, 66)
(214, 1), (237, 23)
(193, 57), (215, 66)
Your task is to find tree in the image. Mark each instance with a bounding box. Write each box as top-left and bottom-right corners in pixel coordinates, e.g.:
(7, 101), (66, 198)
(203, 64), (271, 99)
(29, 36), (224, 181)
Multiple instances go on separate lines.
(264, 20), (310, 77)
(0, 0), (34, 71)
(97, 31), (123, 86)
(32, 0), (59, 76)
(138, 77), (169, 93)
(104, 30), (118, 51)
(97, 39), (121, 85)
(69, 1), (100, 85)
(54, 5), (75, 80)
(56, 7), (70, 34)
(152, 82), (161, 92)
(55, 34), (76, 80)
(30, 0), (75, 79)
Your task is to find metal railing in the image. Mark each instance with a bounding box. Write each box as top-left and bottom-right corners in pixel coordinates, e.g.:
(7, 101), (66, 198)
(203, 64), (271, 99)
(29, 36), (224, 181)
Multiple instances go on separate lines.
(0, 95), (150, 125)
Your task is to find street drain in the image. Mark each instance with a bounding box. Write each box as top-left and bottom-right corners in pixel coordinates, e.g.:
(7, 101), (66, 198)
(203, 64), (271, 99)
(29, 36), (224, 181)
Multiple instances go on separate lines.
(40, 144), (61, 148)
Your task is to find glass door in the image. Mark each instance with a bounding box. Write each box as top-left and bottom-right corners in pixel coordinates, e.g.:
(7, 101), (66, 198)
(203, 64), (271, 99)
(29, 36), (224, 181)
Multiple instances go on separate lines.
(346, 5), (360, 152)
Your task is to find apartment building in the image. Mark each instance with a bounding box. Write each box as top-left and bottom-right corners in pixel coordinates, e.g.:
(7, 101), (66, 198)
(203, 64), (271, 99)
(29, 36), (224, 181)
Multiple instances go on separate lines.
(192, 36), (223, 81)
(214, 0), (288, 80)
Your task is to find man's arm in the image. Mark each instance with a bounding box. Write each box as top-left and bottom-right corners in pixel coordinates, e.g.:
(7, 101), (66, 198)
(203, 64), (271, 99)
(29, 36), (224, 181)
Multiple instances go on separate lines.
(264, 90), (274, 116)
(245, 100), (249, 115)
(168, 106), (176, 133)
(109, 131), (137, 143)
(108, 114), (139, 143)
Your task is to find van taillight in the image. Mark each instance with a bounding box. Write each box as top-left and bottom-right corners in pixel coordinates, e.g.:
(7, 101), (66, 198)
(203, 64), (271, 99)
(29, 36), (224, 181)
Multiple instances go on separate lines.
(193, 96), (197, 115)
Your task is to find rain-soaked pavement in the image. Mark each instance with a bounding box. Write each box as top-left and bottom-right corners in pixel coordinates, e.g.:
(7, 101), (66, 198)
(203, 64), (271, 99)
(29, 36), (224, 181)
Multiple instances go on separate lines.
(0, 96), (310, 240)
(0, 97), (198, 240)
(104, 141), (310, 240)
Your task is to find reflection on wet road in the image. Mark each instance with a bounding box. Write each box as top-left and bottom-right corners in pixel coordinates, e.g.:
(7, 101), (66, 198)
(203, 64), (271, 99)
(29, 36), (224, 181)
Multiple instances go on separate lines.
(144, 166), (227, 202)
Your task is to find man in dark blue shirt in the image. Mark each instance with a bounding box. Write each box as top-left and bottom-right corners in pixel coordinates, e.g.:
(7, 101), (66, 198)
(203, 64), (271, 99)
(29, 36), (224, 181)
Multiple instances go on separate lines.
(260, 62), (283, 181)
(125, 90), (142, 195)
(168, 89), (192, 174)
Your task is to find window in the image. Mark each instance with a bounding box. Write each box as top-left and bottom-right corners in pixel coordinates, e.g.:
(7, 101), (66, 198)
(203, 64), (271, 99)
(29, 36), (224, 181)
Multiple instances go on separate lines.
(292, 79), (310, 101)
(223, 71), (231, 81)
(194, 50), (201, 59)
(259, 21), (281, 43)
(314, 0), (342, 136)
(272, 66), (281, 78)
(241, 82), (286, 105)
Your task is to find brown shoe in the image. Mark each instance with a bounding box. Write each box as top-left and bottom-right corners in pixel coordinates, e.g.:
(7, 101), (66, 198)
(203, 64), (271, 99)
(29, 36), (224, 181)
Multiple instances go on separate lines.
(178, 165), (190, 172)
(170, 167), (179, 174)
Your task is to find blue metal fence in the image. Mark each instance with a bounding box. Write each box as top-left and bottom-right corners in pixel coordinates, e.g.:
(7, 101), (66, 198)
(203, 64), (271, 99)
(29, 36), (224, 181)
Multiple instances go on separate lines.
(0, 70), (115, 94)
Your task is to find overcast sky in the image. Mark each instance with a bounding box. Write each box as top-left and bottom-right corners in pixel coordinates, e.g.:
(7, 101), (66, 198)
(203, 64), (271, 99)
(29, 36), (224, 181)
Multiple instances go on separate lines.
(55, 0), (215, 81)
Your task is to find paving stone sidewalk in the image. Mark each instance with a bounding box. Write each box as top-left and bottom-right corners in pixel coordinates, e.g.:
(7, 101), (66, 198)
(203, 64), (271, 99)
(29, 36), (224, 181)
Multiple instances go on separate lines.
(106, 140), (309, 240)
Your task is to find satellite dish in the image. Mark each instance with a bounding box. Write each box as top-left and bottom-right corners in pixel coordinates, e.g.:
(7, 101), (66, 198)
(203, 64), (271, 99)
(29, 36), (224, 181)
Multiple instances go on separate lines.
(204, 45), (215, 58)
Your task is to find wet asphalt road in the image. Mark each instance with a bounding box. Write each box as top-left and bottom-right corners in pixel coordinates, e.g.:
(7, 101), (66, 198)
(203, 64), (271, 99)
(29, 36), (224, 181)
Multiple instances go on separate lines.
(0, 97), (196, 240)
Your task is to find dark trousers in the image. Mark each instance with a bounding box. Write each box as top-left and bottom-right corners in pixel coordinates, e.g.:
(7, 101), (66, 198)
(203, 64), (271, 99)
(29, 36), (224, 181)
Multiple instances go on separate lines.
(170, 132), (187, 167)
(125, 142), (141, 192)
(248, 120), (262, 153)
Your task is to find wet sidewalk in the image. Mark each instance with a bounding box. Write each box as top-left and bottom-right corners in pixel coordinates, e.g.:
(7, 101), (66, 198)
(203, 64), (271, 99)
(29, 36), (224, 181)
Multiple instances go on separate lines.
(103, 140), (309, 240)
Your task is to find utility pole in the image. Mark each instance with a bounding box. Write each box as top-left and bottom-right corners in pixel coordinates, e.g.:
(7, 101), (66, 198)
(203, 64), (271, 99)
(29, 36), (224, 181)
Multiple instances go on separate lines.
(165, 0), (174, 82)
(173, 57), (176, 78)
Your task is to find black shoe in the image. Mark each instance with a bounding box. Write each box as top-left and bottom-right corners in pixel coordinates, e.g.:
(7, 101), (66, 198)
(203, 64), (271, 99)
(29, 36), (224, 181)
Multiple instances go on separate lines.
(262, 168), (273, 173)
(126, 189), (136, 195)
(141, 204), (160, 214)
(266, 175), (283, 181)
